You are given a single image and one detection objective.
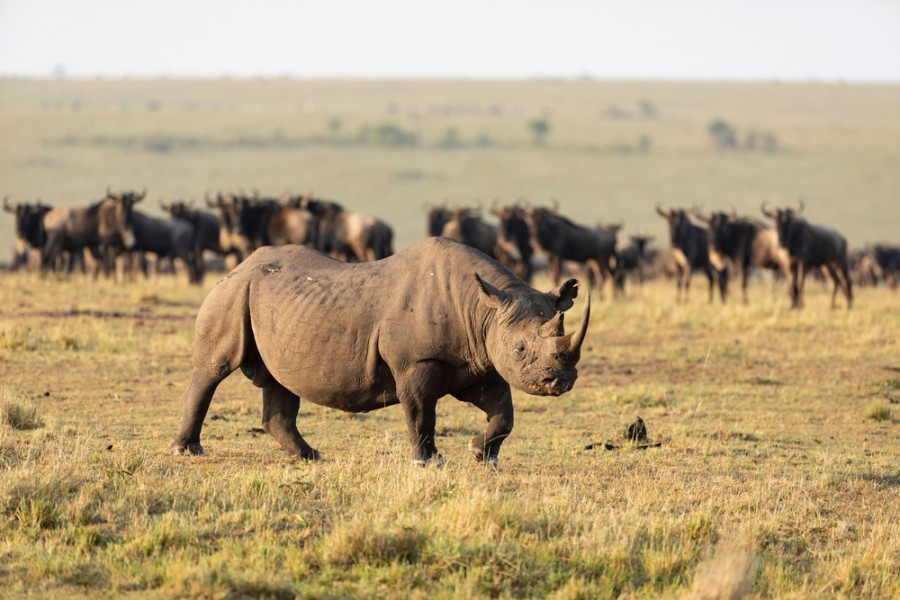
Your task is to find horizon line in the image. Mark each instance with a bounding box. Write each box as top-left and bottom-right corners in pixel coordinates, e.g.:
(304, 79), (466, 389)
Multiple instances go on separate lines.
(3, 73), (900, 86)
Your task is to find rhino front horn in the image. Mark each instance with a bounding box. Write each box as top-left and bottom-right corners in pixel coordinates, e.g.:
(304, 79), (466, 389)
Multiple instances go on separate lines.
(566, 290), (591, 353)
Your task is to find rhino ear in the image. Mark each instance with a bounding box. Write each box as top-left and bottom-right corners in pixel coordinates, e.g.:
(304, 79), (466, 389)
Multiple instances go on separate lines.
(548, 279), (579, 312)
(475, 274), (508, 309)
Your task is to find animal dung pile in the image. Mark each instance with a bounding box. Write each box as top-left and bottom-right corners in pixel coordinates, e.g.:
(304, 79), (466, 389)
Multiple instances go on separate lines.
(584, 416), (663, 451)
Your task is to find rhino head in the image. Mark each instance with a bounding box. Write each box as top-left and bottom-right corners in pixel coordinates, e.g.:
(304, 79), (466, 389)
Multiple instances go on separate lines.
(476, 276), (590, 396)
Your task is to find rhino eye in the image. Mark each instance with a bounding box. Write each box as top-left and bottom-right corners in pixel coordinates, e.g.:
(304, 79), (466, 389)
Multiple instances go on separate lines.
(512, 342), (527, 360)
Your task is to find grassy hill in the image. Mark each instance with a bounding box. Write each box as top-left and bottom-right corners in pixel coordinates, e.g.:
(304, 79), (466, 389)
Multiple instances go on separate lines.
(2, 78), (899, 256)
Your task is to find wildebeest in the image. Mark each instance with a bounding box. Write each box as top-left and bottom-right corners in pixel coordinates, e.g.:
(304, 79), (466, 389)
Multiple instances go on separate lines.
(113, 209), (199, 284)
(171, 237), (590, 465)
(161, 200), (239, 279)
(440, 207), (498, 259)
(4, 196), (53, 270)
(761, 201), (852, 309)
(41, 188), (145, 277)
(491, 203), (535, 283)
(302, 199), (393, 262)
(525, 205), (617, 298)
(693, 208), (790, 304)
(655, 205), (727, 303)
(873, 244), (900, 288)
(425, 204), (452, 237)
(613, 235), (654, 294)
(207, 192), (319, 255)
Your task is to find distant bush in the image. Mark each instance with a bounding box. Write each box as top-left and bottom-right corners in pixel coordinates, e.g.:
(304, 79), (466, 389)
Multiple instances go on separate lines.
(864, 400), (892, 422)
(437, 127), (462, 148)
(708, 119), (738, 150)
(710, 120), (779, 153)
(357, 123), (420, 147)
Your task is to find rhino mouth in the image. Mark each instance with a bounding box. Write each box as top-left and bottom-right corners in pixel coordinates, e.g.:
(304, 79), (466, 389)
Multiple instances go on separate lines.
(531, 371), (577, 396)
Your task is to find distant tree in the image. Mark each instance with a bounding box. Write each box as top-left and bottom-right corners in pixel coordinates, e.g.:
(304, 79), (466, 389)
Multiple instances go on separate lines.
(708, 118), (738, 150)
(529, 118), (551, 146)
(638, 99), (658, 119)
(761, 132), (779, 154)
(639, 135), (652, 154)
(328, 117), (343, 136)
(744, 129), (759, 151)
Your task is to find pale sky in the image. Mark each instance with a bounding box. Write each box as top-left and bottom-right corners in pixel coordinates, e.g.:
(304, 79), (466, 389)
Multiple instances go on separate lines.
(1, 0), (899, 81)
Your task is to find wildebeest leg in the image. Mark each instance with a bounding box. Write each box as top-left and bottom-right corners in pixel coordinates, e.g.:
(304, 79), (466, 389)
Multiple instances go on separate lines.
(397, 363), (444, 464)
(683, 265), (693, 303)
(587, 259), (604, 300)
(453, 373), (514, 465)
(741, 264), (750, 305)
(792, 262), (807, 309)
(261, 382), (320, 460)
(837, 258), (853, 309)
(548, 255), (562, 286)
(717, 266), (728, 303)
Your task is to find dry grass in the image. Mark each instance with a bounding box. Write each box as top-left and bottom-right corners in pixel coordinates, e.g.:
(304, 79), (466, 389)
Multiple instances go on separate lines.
(0, 272), (898, 597)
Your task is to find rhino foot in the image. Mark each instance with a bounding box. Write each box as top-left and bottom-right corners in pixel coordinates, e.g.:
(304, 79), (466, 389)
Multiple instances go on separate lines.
(171, 441), (205, 456)
(299, 448), (322, 461)
(469, 442), (500, 466)
(413, 453), (445, 467)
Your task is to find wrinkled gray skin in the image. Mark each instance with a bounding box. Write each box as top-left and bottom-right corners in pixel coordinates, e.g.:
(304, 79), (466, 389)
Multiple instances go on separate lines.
(172, 237), (590, 464)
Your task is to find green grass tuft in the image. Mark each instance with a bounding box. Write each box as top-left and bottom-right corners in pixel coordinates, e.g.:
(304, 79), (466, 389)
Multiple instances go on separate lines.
(2, 401), (44, 431)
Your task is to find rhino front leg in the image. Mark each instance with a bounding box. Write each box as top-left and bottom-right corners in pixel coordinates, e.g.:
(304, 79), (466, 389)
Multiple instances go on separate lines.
(454, 373), (514, 465)
(262, 382), (321, 460)
(397, 363), (444, 465)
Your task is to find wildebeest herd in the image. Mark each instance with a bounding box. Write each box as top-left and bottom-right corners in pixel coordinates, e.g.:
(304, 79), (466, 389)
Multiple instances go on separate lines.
(4, 190), (899, 309)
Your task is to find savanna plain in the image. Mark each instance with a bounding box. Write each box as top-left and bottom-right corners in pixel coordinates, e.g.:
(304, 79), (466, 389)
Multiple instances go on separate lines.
(1, 79), (899, 598)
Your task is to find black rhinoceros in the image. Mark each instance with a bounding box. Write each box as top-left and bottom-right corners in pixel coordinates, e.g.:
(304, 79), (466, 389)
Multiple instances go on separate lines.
(171, 236), (590, 464)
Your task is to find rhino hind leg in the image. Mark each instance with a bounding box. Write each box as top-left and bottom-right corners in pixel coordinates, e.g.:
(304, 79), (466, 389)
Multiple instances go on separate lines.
(453, 373), (514, 465)
(171, 368), (227, 456)
(262, 382), (321, 461)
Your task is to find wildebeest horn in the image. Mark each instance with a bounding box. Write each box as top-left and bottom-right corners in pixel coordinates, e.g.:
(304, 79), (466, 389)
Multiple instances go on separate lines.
(550, 197), (559, 212)
(760, 201), (774, 218)
(205, 191), (215, 208)
(159, 199), (170, 211)
(137, 187), (147, 200)
(655, 204), (671, 218)
(692, 205), (710, 224)
(106, 186), (114, 198)
(796, 199), (804, 215)
(2, 196), (11, 213)
(731, 206), (738, 219)
(565, 290), (591, 354)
